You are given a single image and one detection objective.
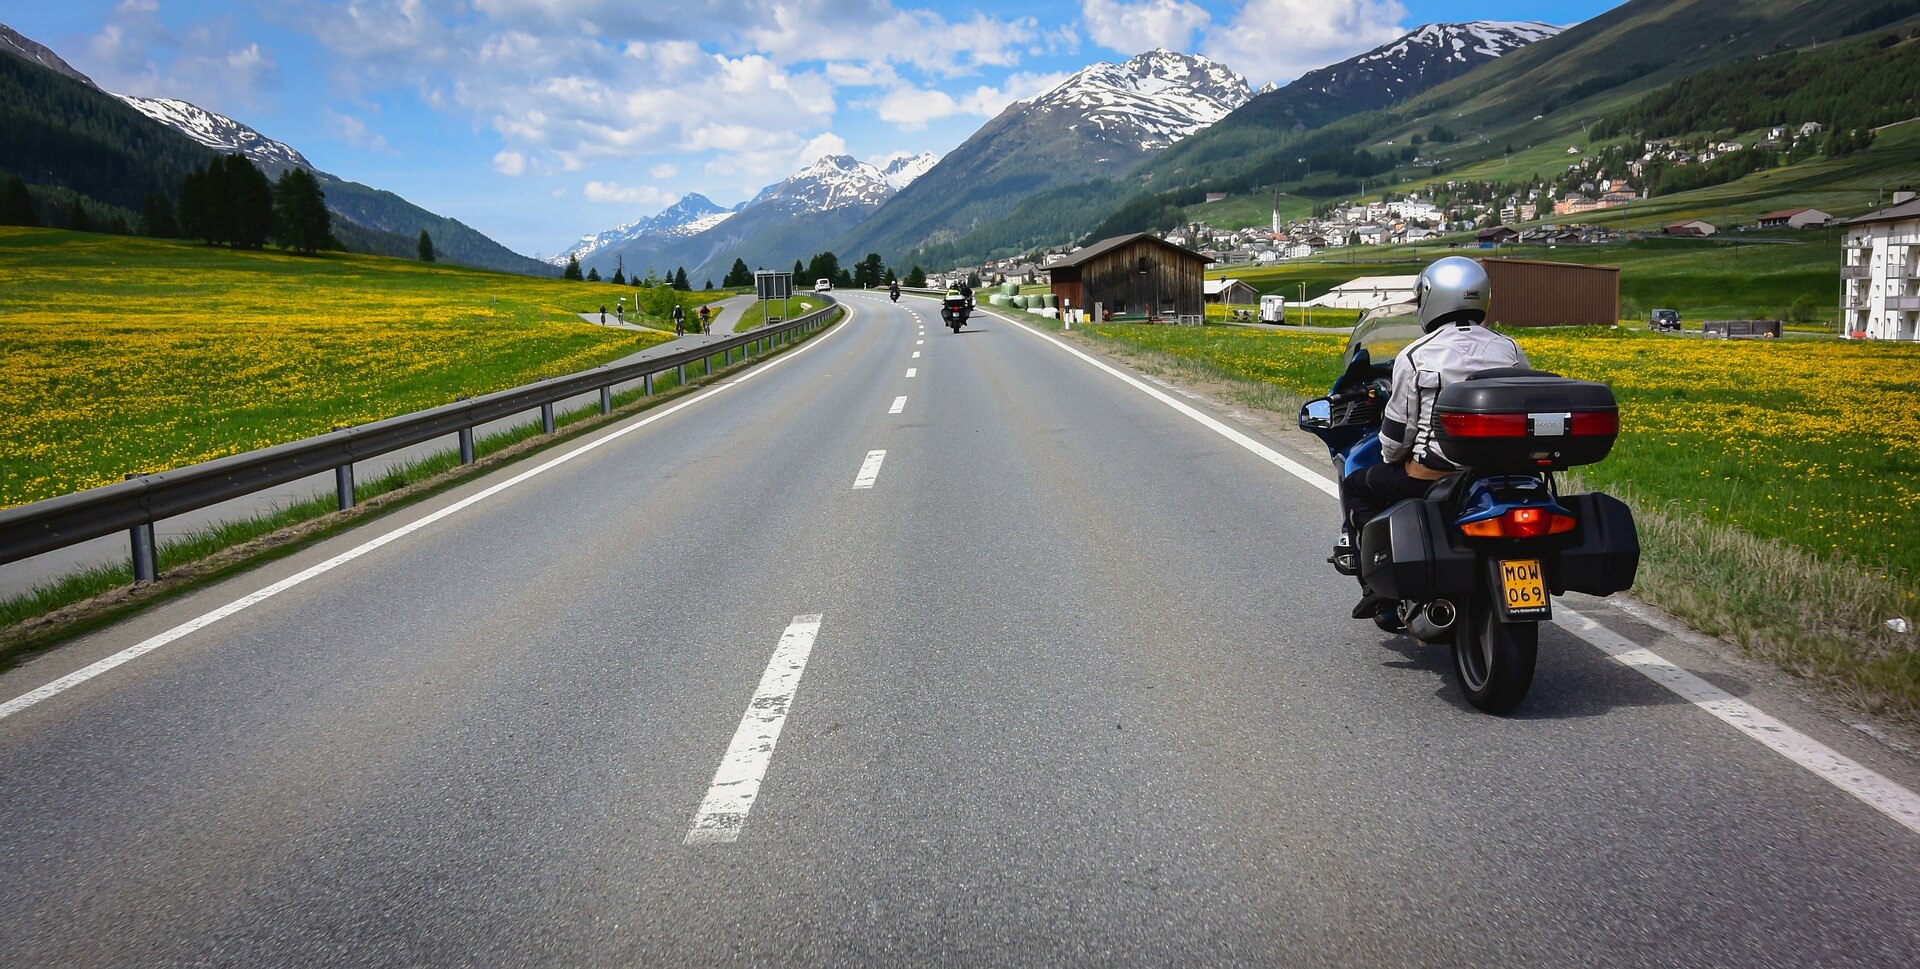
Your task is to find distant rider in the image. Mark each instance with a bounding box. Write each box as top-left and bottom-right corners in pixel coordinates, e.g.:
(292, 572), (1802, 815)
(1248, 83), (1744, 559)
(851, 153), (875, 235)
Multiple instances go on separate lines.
(699, 304), (712, 331)
(889, 281), (900, 302)
(1342, 257), (1529, 621)
(672, 304), (685, 336)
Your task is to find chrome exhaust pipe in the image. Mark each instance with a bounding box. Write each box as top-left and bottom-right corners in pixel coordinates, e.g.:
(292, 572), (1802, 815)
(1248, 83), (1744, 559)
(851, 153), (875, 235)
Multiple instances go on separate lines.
(1405, 599), (1457, 641)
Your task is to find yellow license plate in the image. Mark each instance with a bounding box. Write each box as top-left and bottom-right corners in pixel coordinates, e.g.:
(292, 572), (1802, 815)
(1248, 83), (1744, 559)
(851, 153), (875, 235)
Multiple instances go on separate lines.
(1499, 559), (1548, 614)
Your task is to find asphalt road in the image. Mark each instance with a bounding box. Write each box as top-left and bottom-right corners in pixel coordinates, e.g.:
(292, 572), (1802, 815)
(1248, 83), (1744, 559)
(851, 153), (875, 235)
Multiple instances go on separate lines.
(2, 292), (1918, 967)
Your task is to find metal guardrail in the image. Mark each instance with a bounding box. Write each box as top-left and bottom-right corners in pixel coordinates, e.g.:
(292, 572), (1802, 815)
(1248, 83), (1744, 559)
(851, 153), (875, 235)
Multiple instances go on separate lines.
(0, 297), (842, 580)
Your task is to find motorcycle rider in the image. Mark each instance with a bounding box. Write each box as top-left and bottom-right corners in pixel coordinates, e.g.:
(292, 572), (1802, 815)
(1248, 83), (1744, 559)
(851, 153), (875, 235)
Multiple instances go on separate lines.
(1342, 256), (1529, 622)
(889, 280), (900, 302)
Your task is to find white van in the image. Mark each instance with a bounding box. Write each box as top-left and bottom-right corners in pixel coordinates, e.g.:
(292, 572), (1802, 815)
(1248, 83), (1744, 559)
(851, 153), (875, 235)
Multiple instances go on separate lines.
(814, 278), (833, 292)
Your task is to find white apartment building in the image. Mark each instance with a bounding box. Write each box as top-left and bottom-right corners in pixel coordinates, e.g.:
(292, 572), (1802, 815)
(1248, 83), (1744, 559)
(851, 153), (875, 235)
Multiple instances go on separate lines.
(1841, 193), (1920, 340)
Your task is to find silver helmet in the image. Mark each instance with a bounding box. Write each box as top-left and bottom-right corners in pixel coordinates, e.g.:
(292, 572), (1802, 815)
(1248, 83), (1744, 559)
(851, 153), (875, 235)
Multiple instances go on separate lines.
(1414, 256), (1490, 332)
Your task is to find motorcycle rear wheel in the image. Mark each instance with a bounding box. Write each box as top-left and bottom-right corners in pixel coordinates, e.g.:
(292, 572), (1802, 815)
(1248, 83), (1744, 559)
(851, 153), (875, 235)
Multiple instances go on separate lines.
(1451, 593), (1537, 714)
(950, 321), (962, 332)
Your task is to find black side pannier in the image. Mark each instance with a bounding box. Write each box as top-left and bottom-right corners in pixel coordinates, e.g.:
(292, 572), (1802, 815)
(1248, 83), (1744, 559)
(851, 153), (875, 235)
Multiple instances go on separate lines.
(1550, 493), (1639, 596)
(1435, 374), (1618, 472)
(1359, 499), (1477, 603)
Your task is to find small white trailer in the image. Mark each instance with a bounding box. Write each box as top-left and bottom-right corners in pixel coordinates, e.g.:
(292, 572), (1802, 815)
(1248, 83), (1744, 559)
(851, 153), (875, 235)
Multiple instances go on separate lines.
(1258, 295), (1288, 324)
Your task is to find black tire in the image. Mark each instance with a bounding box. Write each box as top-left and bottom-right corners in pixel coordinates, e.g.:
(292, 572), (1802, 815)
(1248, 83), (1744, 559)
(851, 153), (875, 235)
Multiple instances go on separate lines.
(1451, 593), (1538, 714)
(950, 321), (962, 333)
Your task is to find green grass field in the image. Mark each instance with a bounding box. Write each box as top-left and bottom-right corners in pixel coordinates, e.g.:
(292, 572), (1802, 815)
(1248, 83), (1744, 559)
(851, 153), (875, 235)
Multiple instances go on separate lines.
(735, 295), (826, 329)
(0, 228), (715, 507)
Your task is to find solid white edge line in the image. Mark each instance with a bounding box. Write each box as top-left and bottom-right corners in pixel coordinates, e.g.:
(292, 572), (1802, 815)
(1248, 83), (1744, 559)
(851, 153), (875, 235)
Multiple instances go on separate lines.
(685, 614), (824, 845)
(992, 309), (1920, 837)
(852, 449), (887, 490)
(0, 305), (857, 724)
(889, 396), (907, 415)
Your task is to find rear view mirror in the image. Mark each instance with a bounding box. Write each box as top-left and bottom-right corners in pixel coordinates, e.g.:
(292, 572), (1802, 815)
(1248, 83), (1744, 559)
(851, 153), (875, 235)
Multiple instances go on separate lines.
(1299, 397), (1332, 430)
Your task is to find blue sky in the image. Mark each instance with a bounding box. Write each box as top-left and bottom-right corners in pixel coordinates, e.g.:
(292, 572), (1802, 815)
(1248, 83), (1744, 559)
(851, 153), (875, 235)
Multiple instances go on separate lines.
(9, 1), (1620, 256)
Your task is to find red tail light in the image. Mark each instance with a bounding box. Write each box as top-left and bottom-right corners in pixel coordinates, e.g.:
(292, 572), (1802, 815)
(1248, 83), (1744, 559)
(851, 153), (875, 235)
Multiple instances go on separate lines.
(1569, 411), (1619, 435)
(1440, 412), (1527, 437)
(1460, 506), (1579, 539)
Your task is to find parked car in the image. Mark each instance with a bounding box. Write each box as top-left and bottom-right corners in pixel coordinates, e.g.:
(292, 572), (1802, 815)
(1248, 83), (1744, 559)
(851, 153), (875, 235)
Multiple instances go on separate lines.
(1649, 308), (1681, 331)
(814, 278), (833, 292)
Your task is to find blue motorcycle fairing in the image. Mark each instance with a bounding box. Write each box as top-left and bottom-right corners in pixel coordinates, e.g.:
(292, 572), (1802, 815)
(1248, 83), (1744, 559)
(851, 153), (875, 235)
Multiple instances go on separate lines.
(1454, 475), (1571, 528)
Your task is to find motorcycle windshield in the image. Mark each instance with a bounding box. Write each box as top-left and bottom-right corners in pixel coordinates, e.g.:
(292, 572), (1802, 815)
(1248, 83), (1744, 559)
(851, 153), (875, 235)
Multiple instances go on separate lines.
(1344, 302), (1423, 369)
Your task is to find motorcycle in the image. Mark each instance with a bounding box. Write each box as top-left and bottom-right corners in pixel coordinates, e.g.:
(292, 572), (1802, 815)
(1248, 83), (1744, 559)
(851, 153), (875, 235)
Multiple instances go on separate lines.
(889, 286), (901, 303)
(1297, 305), (1640, 713)
(941, 293), (973, 332)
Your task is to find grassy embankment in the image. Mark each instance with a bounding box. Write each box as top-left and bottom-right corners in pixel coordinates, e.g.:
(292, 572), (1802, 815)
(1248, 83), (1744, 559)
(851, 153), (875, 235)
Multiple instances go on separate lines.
(0, 227), (745, 507)
(1033, 319), (1920, 719)
(0, 228), (774, 646)
(734, 295), (826, 329)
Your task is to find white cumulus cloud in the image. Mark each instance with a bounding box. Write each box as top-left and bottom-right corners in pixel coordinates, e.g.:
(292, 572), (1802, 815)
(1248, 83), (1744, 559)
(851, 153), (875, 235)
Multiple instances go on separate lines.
(583, 181), (675, 206)
(1202, 0), (1409, 88)
(493, 150), (528, 176)
(1080, 0), (1211, 55)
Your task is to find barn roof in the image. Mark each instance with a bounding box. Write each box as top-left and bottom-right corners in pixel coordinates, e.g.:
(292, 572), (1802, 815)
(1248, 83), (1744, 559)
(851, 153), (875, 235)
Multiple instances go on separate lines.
(1049, 232), (1214, 269)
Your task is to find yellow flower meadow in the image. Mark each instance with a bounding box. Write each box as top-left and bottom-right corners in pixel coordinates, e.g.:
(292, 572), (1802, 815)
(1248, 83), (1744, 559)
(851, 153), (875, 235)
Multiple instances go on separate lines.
(0, 229), (677, 507)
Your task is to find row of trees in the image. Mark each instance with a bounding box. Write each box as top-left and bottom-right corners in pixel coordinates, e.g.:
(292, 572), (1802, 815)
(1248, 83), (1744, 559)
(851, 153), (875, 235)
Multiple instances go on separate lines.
(562, 253), (716, 290)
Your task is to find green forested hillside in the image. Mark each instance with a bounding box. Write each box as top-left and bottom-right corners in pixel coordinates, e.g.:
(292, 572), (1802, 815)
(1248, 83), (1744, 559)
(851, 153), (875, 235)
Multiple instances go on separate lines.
(0, 48), (207, 212)
(1591, 36), (1920, 140)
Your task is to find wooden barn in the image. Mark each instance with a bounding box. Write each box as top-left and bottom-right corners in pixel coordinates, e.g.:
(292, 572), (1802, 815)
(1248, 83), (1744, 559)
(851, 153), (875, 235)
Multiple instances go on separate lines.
(1479, 258), (1620, 327)
(1047, 233), (1212, 321)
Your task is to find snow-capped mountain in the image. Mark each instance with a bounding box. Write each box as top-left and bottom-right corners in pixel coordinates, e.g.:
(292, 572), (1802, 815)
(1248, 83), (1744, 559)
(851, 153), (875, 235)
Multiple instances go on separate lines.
(832, 49), (1248, 259)
(548, 193), (743, 267)
(880, 152), (939, 191)
(1028, 48), (1250, 153)
(1, 23), (93, 85)
(747, 152), (940, 214)
(1293, 21), (1562, 103)
(113, 95), (311, 169)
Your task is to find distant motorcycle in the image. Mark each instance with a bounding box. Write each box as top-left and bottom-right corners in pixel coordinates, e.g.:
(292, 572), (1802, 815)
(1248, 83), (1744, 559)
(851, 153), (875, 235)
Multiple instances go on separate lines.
(1299, 305), (1640, 712)
(889, 285), (901, 303)
(941, 293), (972, 332)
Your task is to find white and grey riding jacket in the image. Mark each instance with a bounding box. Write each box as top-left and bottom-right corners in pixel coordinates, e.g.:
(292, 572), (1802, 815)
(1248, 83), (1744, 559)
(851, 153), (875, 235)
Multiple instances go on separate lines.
(1379, 323), (1530, 471)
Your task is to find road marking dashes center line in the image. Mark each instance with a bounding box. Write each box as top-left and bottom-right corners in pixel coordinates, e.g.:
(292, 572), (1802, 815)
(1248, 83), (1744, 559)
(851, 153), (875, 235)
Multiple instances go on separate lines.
(912, 351), (921, 359)
(906, 368), (917, 378)
(889, 396), (906, 415)
(685, 615), (825, 846)
(852, 450), (887, 489)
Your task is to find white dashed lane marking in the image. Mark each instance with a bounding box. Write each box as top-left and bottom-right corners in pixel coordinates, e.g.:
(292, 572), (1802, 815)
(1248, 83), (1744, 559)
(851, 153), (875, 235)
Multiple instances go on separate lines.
(852, 450), (887, 490)
(685, 615), (825, 846)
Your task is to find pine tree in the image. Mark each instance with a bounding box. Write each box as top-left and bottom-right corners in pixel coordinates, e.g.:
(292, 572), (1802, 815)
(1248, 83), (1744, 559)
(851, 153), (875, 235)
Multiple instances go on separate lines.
(672, 267), (690, 291)
(215, 154), (273, 249)
(704, 279), (714, 290)
(904, 265), (926, 287)
(792, 259), (806, 284)
(139, 191), (177, 238)
(611, 266), (626, 285)
(177, 166), (213, 243)
(724, 257), (751, 287)
(0, 176), (38, 227)
(587, 267), (601, 282)
(64, 197), (91, 232)
(884, 268), (897, 284)
(564, 254), (583, 280)
(417, 230), (435, 262)
(271, 168), (333, 254)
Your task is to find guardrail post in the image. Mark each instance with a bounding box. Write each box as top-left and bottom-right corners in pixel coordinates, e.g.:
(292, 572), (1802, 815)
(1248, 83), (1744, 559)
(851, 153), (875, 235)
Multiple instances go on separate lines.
(459, 426), (475, 464)
(541, 402), (555, 435)
(335, 463), (355, 511)
(129, 521), (157, 583)
(643, 372), (654, 396)
(600, 385), (612, 415)
(122, 471), (157, 584)
(705, 355), (713, 376)
(678, 363), (687, 384)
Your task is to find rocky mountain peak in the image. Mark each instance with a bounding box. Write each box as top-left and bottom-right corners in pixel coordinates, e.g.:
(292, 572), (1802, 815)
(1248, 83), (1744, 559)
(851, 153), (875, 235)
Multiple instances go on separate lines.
(1029, 49), (1250, 153)
(1299, 21), (1563, 102)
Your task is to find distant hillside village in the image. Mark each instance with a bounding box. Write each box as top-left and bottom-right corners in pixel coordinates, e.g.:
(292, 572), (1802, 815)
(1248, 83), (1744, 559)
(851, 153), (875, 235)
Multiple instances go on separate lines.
(925, 122), (1839, 292)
